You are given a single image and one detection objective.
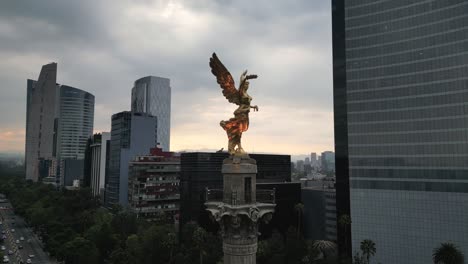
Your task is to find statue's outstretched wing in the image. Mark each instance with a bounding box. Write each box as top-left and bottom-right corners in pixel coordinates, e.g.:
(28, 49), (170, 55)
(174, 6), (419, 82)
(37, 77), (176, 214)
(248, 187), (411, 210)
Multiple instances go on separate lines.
(209, 53), (240, 105)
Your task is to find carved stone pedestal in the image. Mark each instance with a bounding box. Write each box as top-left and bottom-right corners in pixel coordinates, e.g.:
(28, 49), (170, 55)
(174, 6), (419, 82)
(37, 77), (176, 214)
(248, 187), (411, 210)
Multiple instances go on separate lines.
(205, 155), (275, 264)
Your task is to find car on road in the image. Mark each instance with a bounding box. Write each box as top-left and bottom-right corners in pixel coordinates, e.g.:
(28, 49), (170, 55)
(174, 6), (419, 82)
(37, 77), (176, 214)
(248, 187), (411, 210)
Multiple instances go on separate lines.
(10, 229), (14, 233)
(7, 250), (12, 255)
(20, 237), (24, 241)
(28, 254), (35, 258)
(0, 246), (5, 251)
(1, 231), (5, 235)
(26, 259), (32, 264)
(15, 240), (19, 244)
(18, 245), (23, 249)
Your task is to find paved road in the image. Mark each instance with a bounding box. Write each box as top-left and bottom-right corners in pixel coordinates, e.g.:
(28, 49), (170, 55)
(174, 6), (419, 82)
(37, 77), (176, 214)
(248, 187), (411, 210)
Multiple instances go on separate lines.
(0, 201), (54, 264)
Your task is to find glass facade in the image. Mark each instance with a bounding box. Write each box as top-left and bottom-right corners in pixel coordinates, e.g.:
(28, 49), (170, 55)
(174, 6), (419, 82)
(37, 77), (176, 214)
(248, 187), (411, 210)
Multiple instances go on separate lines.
(105, 112), (158, 207)
(57, 86), (95, 160)
(25, 63), (95, 186)
(334, 0), (468, 263)
(131, 76), (171, 151)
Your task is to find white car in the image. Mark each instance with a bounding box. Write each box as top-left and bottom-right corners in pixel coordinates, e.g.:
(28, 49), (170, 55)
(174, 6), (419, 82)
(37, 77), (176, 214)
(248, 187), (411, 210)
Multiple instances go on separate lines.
(20, 237), (24, 241)
(26, 259), (32, 264)
(0, 246), (5, 251)
(28, 255), (35, 258)
(15, 240), (19, 244)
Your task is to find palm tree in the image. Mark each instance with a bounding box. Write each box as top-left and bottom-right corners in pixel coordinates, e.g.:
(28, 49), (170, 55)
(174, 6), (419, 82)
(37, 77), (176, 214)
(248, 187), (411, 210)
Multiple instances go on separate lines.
(432, 242), (464, 264)
(338, 214), (351, 257)
(360, 239), (376, 264)
(193, 227), (207, 264)
(295, 203), (304, 238)
(312, 240), (338, 260)
(163, 232), (177, 262)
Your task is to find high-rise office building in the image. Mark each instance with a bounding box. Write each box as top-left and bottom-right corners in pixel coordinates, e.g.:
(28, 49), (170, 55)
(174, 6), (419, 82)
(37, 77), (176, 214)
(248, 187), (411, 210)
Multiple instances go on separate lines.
(105, 112), (157, 207)
(88, 133), (110, 197)
(321, 151), (335, 173)
(333, 1), (468, 262)
(310, 152), (318, 168)
(57, 86), (95, 186)
(302, 182), (337, 241)
(25, 63), (59, 182)
(131, 76), (171, 151)
(25, 63), (94, 185)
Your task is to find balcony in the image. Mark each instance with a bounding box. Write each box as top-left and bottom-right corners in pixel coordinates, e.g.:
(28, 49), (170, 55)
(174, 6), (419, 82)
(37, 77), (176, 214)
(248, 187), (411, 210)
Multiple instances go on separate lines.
(205, 188), (275, 205)
(130, 194), (180, 202)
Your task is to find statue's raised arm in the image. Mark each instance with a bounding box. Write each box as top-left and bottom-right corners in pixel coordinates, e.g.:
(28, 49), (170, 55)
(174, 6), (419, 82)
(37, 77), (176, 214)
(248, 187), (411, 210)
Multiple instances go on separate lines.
(209, 53), (258, 155)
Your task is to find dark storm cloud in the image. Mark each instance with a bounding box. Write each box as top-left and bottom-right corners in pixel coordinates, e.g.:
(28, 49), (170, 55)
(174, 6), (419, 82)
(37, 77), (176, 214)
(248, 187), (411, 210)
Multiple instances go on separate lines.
(0, 0), (334, 154)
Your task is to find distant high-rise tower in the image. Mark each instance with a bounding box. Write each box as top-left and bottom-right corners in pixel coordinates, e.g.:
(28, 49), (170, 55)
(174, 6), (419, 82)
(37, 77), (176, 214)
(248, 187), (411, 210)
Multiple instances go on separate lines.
(25, 63), (94, 184)
(310, 152), (317, 165)
(88, 132), (110, 197)
(333, 0), (468, 262)
(25, 63), (59, 182)
(131, 76), (171, 151)
(320, 151), (335, 173)
(105, 112), (157, 207)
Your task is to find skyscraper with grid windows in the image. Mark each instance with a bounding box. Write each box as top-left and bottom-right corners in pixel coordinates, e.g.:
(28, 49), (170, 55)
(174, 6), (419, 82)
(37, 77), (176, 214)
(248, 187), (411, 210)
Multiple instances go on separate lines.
(333, 1), (468, 263)
(131, 76), (171, 151)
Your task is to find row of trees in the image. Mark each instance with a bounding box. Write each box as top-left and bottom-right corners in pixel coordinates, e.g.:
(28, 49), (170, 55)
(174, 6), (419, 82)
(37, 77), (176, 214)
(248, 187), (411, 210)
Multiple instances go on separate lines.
(0, 175), (225, 264)
(351, 239), (464, 264)
(2, 167), (461, 264)
(0, 173), (341, 264)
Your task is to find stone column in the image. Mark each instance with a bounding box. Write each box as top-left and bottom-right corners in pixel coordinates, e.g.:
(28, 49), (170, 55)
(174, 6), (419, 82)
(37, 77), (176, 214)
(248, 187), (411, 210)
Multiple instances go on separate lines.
(205, 155), (275, 264)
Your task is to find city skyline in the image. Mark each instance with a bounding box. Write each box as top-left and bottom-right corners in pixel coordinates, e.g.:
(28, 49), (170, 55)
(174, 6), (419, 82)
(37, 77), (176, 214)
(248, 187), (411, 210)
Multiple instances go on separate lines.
(0, 1), (333, 155)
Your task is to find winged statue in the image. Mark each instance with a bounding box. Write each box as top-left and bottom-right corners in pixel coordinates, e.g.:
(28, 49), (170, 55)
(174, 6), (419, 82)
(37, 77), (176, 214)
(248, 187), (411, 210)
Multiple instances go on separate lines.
(209, 53), (258, 155)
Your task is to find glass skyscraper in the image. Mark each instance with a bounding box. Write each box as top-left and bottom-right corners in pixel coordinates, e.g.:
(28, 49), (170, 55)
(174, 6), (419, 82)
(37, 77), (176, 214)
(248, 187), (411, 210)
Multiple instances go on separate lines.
(25, 63), (59, 182)
(105, 111), (157, 207)
(131, 76), (171, 151)
(25, 63), (94, 185)
(333, 0), (468, 263)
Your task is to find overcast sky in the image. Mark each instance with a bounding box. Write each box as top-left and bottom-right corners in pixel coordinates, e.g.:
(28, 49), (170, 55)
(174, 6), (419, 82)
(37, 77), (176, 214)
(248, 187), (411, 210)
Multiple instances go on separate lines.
(0, 0), (333, 156)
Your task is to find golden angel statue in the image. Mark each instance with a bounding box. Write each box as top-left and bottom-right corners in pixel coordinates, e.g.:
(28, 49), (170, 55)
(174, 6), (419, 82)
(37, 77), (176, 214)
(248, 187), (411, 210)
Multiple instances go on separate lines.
(209, 53), (258, 155)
